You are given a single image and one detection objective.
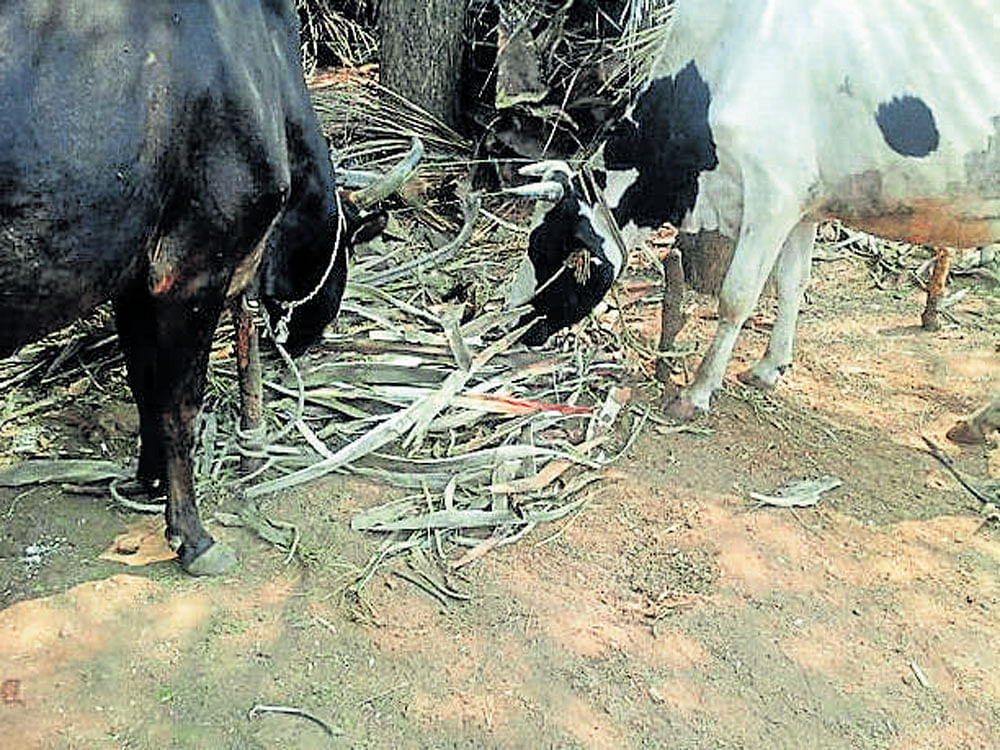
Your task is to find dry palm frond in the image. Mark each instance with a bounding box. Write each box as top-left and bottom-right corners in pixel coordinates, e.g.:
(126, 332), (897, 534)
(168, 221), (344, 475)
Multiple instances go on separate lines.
(311, 77), (474, 185)
(1, 0), (696, 593)
(0, 185), (651, 597)
(605, 0), (675, 96)
(297, 0), (378, 74)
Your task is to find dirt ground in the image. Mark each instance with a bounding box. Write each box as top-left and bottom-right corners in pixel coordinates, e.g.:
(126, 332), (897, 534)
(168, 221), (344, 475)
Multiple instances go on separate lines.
(1, 255), (998, 750)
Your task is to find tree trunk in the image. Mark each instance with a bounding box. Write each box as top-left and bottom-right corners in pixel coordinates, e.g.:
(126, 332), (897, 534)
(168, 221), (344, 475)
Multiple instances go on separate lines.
(679, 230), (783, 298)
(380, 0), (466, 130)
(678, 230), (736, 297)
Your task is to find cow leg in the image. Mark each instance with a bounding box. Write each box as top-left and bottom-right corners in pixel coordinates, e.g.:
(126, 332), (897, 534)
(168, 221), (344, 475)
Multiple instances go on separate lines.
(113, 289), (168, 494)
(655, 247), (687, 383)
(669, 194), (802, 418)
(114, 278), (237, 576)
(738, 222), (815, 388)
(922, 247), (953, 331)
(231, 295), (265, 474)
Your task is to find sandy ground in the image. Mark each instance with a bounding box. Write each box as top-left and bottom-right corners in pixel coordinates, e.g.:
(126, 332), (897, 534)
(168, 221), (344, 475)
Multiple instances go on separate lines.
(1, 255), (998, 749)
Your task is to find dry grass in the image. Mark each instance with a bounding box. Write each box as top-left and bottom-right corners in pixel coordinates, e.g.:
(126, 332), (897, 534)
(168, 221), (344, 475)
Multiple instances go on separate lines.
(4, 0), (997, 595)
(0, 181), (655, 597)
(297, 0), (378, 74)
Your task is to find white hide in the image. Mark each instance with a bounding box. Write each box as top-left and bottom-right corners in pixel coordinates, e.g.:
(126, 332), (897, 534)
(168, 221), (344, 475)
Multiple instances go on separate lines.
(661, 0), (1000, 241)
(643, 0), (1000, 413)
(604, 166), (639, 213)
(506, 255), (539, 310)
(578, 201), (625, 278)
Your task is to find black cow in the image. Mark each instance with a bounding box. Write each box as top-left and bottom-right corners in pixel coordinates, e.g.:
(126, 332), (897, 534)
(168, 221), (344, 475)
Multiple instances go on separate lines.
(1, 0), (404, 574)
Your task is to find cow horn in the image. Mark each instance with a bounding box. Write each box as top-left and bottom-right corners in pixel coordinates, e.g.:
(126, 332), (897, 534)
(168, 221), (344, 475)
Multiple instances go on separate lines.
(503, 180), (565, 203)
(518, 160), (574, 180)
(349, 136), (424, 209)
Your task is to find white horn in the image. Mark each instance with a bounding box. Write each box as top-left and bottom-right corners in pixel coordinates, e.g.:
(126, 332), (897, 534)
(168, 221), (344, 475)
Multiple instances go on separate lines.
(518, 160), (574, 179)
(503, 180), (565, 202)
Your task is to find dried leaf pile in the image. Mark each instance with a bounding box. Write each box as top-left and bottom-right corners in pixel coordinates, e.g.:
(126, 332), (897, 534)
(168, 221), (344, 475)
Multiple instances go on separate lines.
(0, 178), (649, 592)
(297, 0), (673, 162)
(4, 0), (999, 591)
(296, 0), (379, 74)
(235, 189), (650, 588)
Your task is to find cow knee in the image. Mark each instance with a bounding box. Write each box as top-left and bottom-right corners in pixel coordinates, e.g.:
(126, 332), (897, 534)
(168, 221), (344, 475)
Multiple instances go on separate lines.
(717, 294), (752, 327)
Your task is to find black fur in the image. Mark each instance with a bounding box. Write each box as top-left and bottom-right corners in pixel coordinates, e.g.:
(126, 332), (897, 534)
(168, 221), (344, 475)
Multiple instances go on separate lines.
(519, 61), (718, 345)
(0, 0), (349, 573)
(520, 188), (616, 345)
(606, 61), (718, 229)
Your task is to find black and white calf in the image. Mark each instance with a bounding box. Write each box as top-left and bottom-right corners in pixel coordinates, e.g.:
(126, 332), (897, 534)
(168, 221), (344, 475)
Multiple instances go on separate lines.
(512, 0), (1000, 416)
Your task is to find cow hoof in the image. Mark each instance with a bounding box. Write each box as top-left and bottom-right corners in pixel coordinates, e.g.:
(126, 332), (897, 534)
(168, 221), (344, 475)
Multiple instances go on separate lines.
(738, 364), (788, 389)
(663, 394), (706, 422)
(737, 368), (770, 388)
(182, 540), (238, 576)
(946, 420), (987, 445)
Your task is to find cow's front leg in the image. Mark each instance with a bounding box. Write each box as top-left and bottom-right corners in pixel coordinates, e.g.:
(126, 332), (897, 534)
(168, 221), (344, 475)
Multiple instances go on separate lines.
(114, 278), (237, 576)
(738, 221), (815, 388)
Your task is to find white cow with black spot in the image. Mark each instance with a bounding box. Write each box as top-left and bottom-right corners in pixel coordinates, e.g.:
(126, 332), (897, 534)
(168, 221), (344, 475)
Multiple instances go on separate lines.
(513, 0), (1000, 417)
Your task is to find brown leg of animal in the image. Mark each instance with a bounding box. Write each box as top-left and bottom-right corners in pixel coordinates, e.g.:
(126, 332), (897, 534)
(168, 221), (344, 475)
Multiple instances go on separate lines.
(656, 248), (687, 384)
(114, 279), (237, 576)
(922, 247), (953, 330)
(231, 295), (265, 474)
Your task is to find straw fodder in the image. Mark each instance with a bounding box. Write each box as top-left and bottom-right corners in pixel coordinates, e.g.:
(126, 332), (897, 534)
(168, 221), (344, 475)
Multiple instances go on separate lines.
(297, 0), (379, 74)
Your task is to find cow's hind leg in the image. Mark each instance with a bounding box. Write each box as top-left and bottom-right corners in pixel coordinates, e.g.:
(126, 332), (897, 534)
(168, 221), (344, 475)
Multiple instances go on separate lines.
(668, 184), (802, 418)
(922, 247), (953, 331)
(114, 276), (237, 576)
(113, 286), (168, 495)
(738, 222), (815, 388)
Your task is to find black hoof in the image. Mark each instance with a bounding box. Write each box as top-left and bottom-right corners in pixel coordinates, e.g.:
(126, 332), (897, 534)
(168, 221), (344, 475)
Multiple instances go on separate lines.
(178, 538), (238, 576)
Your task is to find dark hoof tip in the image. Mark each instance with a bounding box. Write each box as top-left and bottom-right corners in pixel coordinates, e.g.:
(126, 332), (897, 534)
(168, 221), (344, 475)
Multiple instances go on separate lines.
(737, 369), (771, 389)
(921, 311), (940, 331)
(738, 365), (789, 389)
(662, 394), (704, 422)
(946, 421), (986, 445)
(182, 540), (238, 576)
